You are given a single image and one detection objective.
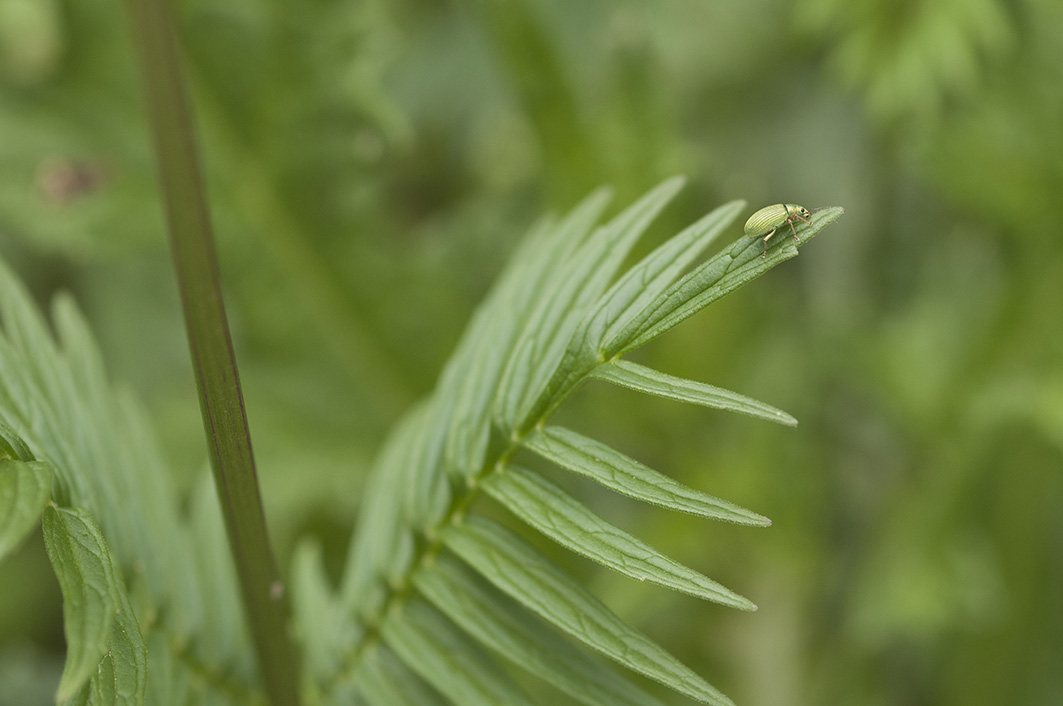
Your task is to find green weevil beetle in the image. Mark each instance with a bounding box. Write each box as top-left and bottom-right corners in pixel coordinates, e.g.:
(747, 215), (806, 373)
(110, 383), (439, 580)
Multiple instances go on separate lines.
(744, 203), (812, 258)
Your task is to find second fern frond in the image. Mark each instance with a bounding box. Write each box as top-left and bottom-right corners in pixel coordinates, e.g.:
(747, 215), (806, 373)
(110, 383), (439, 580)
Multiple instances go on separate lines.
(296, 179), (844, 706)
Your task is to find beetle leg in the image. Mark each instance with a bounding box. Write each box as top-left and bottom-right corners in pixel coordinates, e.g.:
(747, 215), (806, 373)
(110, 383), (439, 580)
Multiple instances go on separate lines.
(761, 228), (777, 258)
(787, 213), (809, 243)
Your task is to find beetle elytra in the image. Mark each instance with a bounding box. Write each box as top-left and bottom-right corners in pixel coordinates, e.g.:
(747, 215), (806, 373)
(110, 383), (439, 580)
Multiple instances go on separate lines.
(744, 203), (812, 258)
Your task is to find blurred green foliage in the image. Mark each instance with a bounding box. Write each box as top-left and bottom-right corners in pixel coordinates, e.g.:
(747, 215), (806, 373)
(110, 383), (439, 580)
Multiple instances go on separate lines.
(1, 0), (1061, 704)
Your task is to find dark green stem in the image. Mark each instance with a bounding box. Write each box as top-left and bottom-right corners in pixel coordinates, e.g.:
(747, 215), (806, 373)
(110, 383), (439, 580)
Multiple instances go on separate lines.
(121, 0), (300, 704)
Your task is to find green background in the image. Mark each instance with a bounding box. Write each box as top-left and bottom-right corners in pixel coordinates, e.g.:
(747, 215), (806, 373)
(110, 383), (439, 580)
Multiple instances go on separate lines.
(1, 0), (1061, 703)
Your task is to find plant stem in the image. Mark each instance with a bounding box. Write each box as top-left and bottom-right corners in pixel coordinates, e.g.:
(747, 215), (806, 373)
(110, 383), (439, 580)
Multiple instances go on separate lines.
(122, 0), (300, 703)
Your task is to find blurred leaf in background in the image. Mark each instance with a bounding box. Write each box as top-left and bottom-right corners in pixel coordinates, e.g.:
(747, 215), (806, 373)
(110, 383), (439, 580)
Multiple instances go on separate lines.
(1, 0), (1061, 704)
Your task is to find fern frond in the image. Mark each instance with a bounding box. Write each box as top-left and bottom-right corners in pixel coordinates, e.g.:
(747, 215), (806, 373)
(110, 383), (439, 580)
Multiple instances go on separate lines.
(0, 179), (843, 704)
(0, 257), (259, 703)
(303, 181), (844, 705)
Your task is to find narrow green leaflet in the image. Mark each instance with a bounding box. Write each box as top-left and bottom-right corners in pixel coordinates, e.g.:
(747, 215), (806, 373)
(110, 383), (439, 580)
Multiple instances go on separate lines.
(483, 466), (755, 610)
(441, 516), (736, 706)
(494, 334), (540, 434)
(0, 459), (52, 561)
(483, 191), (613, 433)
(83, 596), (147, 706)
(523, 426), (770, 526)
(580, 200), (746, 353)
(403, 397), (453, 528)
(342, 404), (428, 613)
(381, 599), (537, 706)
(141, 633), (189, 706)
(356, 646), (448, 706)
(555, 177), (689, 330)
(142, 629), (249, 706)
(591, 359), (797, 426)
(414, 554), (670, 706)
(291, 539), (348, 682)
(0, 256), (65, 387)
(499, 177), (687, 429)
(0, 421), (34, 461)
(611, 206), (845, 355)
(186, 473), (254, 670)
(42, 506), (123, 701)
